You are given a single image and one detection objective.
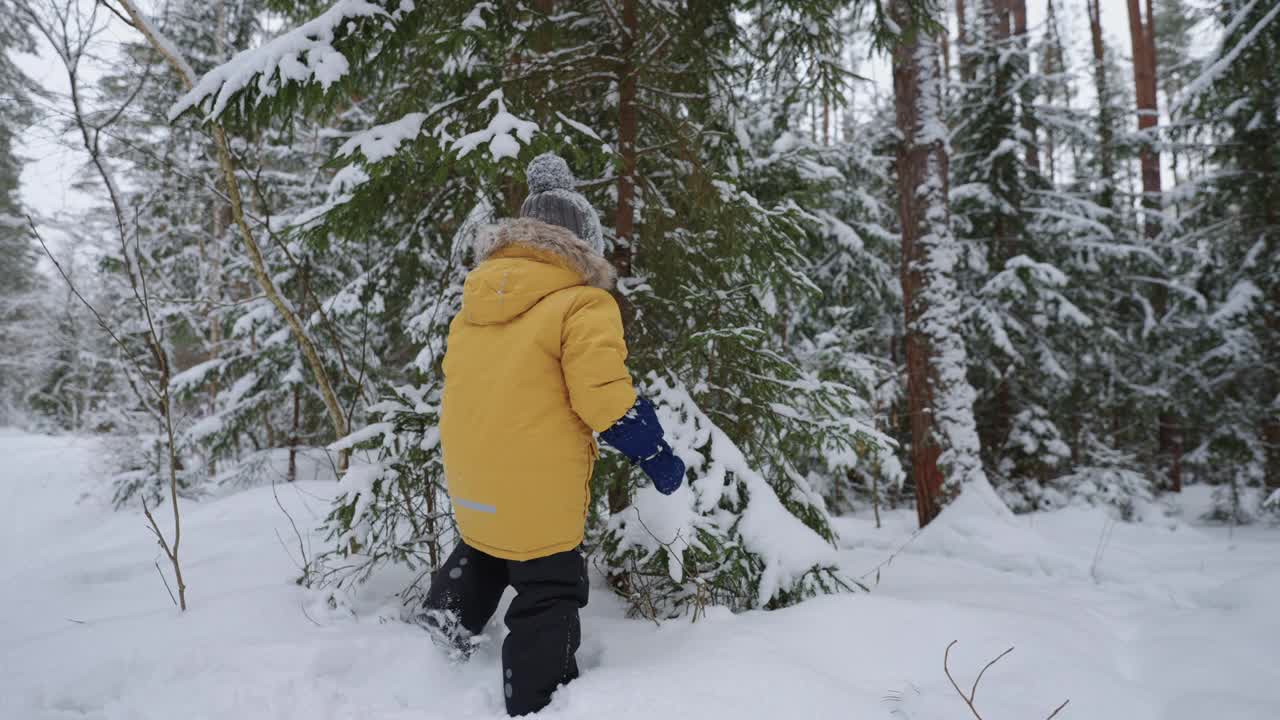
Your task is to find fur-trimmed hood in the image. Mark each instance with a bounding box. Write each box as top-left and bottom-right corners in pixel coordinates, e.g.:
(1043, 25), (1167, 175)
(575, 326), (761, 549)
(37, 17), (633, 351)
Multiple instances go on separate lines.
(474, 217), (615, 290)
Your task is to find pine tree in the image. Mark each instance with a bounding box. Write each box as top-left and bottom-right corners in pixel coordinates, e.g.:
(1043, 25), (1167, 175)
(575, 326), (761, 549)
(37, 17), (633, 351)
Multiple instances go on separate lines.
(84, 0), (258, 501)
(90, 0), (385, 500)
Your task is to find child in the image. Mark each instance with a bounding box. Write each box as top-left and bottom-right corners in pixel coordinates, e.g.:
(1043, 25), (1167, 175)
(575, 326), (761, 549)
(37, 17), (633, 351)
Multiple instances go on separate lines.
(424, 153), (685, 716)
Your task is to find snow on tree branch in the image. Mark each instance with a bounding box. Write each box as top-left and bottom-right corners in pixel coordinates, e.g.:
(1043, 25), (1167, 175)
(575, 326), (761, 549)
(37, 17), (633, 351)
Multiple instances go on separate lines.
(337, 112), (428, 163)
(1173, 0), (1280, 113)
(451, 90), (538, 162)
(605, 374), (852, 614)
(168, 0), (411, 122)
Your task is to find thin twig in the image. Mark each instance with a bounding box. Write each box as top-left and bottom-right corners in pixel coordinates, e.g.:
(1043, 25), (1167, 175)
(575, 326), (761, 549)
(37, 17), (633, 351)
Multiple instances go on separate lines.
(298, 598), (323, 628)
(969, 645), (1016, 706)
(944, 641), (983, 720)
(859, 526), (924, 583)
(154, 560), (177, 607)
(271, 469), (311, 581)
(1046, 699), (1071, 720)
(27, 217), (158, 397)
(943, 641), (1070, 720)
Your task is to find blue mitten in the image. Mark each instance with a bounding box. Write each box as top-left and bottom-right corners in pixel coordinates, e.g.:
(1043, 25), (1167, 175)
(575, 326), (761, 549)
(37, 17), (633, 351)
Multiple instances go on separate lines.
(638, 440), (685, 495)
(599, 397), (686, 495)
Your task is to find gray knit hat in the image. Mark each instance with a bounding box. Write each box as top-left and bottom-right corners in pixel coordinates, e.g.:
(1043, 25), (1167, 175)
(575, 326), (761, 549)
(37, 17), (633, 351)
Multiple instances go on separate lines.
(520, 153), (605, 255)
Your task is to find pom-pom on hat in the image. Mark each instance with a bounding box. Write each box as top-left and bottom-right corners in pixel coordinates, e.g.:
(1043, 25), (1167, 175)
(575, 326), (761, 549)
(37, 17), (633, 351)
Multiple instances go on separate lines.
(520, 153), (604, 255)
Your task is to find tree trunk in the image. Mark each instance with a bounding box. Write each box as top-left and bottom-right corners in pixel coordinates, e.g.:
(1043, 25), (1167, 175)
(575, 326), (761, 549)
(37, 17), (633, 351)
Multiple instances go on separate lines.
(955, 0), (971, 83)
(1010, 0), (1039, 174)
(984, 0), (1017, 459)
(892, 4), (948, 528)
(1264, 152), (1280, 499)
(1087, 0), (1115, 211)
(608, 0), (638, 520)
(288, 383), (300, 483)
(1127, 0), (1180, 492)
(1267, 384), (1280, 499)
(823, 97), (830, 145)
(116, 0), (351, 471)
(1127, 0), (1161, 216)
(1043, 0), (1065, 183)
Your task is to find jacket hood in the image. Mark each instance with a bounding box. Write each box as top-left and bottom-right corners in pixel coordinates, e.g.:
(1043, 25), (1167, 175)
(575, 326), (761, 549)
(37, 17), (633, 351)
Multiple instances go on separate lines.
(462, 218), (616, 326)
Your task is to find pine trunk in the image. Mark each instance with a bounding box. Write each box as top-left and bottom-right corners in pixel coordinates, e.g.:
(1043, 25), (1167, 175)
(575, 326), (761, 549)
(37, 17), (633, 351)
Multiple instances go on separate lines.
(987, 0), (1016, 458)
(823, 97), (830, 145)
(1127, 0), (1181, 492)
(1088, 0), (1115, 211)
(893, 10), (948, 527)
(1261, 151), (1280, 496)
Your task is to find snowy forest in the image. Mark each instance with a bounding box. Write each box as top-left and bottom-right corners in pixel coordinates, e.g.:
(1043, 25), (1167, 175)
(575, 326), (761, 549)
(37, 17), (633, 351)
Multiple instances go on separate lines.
(1, 0), (1278, 718)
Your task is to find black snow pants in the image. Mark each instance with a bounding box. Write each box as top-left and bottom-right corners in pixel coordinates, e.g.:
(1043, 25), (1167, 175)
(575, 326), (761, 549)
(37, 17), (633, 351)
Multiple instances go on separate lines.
(422, 541), (589, 716)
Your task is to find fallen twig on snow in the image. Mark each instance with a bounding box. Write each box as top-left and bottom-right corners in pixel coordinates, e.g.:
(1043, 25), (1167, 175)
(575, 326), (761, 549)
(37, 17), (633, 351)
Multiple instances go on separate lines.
(943, 640), (1071, 720)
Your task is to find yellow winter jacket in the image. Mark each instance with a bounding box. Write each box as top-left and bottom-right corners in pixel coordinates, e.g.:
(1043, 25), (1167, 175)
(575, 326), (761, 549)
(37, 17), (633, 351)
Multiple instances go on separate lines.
(440, 218), (636, 561)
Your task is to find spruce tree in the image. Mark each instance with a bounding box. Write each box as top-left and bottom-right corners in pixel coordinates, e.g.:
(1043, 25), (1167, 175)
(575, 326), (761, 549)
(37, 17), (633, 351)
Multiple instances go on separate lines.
(0, 2), (42, 422)
(1176, 0), (1280, 521)
(169, 1), (881, 614)
(942, 1), (1077, 509)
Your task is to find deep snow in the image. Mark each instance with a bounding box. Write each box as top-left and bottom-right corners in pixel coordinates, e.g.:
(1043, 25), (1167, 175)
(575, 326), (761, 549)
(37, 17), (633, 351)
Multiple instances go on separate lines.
(1, 429), (1276, 720)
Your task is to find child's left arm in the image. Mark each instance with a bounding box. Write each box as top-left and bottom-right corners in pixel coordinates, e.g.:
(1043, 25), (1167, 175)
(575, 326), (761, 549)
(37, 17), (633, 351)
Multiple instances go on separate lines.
(561, 288), (636, 432)
(561, 288), (684, 495)
(597, 396), (685, 495)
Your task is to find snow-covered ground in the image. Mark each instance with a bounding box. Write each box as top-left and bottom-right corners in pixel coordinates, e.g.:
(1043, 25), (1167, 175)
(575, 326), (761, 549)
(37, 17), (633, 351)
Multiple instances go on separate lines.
(2, 429), (1276, 720)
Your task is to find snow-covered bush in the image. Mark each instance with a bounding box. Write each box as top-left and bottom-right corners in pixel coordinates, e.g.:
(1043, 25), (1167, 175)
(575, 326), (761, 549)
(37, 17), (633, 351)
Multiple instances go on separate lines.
(1013, 440), (1155, 521)
(1188, 421), (1269, 525)
(1205, 484), (1265, 526)
(598, 375), (864, 618)
(993, 405), (1073, 510)
(1043, 464), (1156, 522)
(309, 384), (455, 606)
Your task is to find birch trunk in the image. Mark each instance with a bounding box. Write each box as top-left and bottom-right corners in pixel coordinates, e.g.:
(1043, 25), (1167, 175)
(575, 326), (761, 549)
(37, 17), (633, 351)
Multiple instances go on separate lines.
(115, 0), (351, 470)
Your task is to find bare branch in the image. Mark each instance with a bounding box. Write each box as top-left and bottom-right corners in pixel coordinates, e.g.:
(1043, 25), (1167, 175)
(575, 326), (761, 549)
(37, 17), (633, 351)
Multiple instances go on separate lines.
(113, 0), (351, 466)
(154, 561), (177, 606)
(943, 641), (1069, 720)
(1046, 699), (1071, 720)
(95, 0), (138, 28)
(943, 641), (984, 720)
(969, 645), (1016, 706)
(27, 217), (160, 398)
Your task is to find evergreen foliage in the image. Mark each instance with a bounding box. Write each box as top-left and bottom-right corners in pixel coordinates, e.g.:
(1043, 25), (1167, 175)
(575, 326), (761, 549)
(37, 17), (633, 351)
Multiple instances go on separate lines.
(0, 3), (43, 423)
(5, 0), (1278, 631)
(1176, 0), (1280, 522)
